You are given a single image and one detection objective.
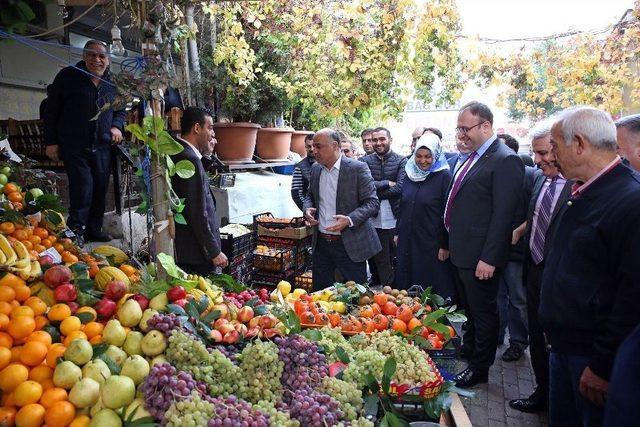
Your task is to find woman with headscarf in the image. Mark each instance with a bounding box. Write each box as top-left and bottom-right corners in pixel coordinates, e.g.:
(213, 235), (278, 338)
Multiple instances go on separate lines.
(395, 132), (456, 299)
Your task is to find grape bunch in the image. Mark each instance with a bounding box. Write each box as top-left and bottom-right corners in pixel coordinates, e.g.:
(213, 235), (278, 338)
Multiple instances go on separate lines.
(238, 340), (284, 404)
(210, 343), (242, 363)
(338, 418), (375, 427)
(313, 327), (354, 363)
(342, 350), (386, 388)
(164, 390), (215, 427)
(146, 313), (188, 337)
(166, 330), (246, 397)
(281, 387), (344, 427)
(253, 401), (300, 427)
(206, 395), (270, 427)
(275, 335), (329, 389)
(318, 377), (363, 421)
(139, 363), (207, 421)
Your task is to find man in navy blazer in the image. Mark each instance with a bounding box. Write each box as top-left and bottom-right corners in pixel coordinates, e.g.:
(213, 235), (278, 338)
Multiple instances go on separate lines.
(443, 102), (525, 387)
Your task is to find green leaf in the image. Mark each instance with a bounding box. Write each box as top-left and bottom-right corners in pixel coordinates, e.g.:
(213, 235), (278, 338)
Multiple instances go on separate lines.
(98, 355), (121, 375)
(286, 309), (301, 333)
(363, 394), (379, 417)
(430, 322), (451, 337)
(157, 253), (182, 279)
(174, 160), (195, 179)
(174, 213), (186, 225)
(74, 278), (94, 293)
(422, 308), (448, 326)
(167, 304), (187, 316)
(197, 296), (210, 314)
(301, 328), (322, 342)
(150, 131), (183, 155)
(445, 311), (467, 323)
(381, 357), (396, 394)
(253, 305), (268, 316)
(382, 412), (409, 427)
(334, 346), (351, 364)
(202, 310), (221, 325)
(125, 124), (148, 142)
(143, 116), (165, 134)
(185, 300), (199, 319)
(364, 373), (379, 393)
(166, 155), (176, 176)
(15, 1), (35, 22)
(77, 312), (95, 324)
(76, 292), (99, 307)
(431, 293), (445, 307)
(92, 343), (109, 358)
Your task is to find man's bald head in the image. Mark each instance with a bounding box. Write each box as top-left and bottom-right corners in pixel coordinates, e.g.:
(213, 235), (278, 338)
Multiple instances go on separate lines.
(313, 128), (342, 167)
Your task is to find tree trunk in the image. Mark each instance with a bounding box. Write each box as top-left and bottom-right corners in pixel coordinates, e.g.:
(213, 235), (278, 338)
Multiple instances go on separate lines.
(185, 5), (203, 105)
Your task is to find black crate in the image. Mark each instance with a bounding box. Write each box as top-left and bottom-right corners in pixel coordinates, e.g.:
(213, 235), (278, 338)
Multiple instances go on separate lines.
(251, 268), (297, 287)
(424, 337), (461, 378)
(220, 230), (255, 259)
(252, 248), (294, 273)
(223, 252), (253, 283)
(257, 235), (311, 272)
(253, 212), (305, 229)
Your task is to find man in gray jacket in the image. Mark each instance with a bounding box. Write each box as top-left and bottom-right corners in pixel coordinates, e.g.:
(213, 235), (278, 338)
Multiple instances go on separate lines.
(304, 128), (381, 290)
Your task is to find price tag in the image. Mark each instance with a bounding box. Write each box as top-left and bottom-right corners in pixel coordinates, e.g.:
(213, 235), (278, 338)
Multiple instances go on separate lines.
(40, 247), (62, 264)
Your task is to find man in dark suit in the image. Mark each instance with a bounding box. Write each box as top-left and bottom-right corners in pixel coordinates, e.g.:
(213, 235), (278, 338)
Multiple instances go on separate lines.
(539, 107), (640, 426)
(443, 102), (525, 387)
(171, 107), (228, 275)
(447, 135), (472, 172)
(304, 128), (381, 290)
(508, 122), (573, 413)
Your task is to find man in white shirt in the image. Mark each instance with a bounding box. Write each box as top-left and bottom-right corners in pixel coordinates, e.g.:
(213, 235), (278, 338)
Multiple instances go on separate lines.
(304, 129), (381, 290)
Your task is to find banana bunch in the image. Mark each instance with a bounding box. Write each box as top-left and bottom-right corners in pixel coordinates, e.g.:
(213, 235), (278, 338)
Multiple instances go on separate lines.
(197, 275), (223, 305)
(0, 235), (41, 281)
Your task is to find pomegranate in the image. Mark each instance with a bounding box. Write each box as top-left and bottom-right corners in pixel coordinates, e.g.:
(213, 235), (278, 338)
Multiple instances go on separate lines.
(68, 301), (79, 314)
(129, 294), (150, 311)
(222, 330), (240, 344)
(54, 283), (77, 302)
(44, 265), (73, 289)
(39, 255), (54, 267)
(166, 286), (187, 302)
(95, 298), (117, 320)
(104, 280), (128, 301)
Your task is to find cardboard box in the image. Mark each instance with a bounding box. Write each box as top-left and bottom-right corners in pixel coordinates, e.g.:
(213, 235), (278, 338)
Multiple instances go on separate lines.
(257, 224), (313, 240)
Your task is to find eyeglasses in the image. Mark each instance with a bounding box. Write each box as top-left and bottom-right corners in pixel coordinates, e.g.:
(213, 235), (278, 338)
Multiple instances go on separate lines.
(455, 121), (486, 135)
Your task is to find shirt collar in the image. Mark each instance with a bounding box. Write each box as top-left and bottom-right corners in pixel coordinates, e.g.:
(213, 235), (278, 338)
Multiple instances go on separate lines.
(475, 134), (497, 158)
(571, 156), (621, 198)
(324, 154), (342, 171)
(179, 137), (202, 160)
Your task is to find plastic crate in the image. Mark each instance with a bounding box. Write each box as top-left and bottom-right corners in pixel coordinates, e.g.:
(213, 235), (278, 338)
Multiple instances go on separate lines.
(254, 212), (305, 229)
(424, 337), (461, 379)
(295, 271), (313, 292)
(251, 269), (296, 287)
(252, 248), (294, 273)
(223, 253), (253, 283)
(220, 230), (254, 259)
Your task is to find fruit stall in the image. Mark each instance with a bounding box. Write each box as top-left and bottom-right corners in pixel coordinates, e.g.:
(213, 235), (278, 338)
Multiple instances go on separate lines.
(0, 160), (470, 427)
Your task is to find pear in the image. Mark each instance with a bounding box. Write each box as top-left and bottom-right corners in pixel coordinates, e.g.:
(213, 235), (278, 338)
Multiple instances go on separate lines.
(101, 375), (136, 409)
(103, 319), (126, 347)
(138, 309), (159, 332)
(141, 330), (167, 356)
(149, 293), (168, 311)
(89, 409), (123, 427)
(124, 398), (151, 421)
(120, 355), (150, 385)
(82, 359), (111, 384)
(64, 339), (93, 366)
(150, 354), (168, 367)
(122, 331), (144, 356)
(53, 360), (82, 389)
(105, 345), (127, 366)
(90, 396), (105, 417)
(69, 377), (100, 408)
(117, 299), (143, 327)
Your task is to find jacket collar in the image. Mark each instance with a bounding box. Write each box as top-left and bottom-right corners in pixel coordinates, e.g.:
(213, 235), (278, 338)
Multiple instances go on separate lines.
(375, 150), (395, 161)
(76, 60), (111, 82)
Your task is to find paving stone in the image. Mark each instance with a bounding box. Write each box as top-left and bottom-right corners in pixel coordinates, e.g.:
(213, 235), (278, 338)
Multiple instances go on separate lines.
(518, 379), (535, 397)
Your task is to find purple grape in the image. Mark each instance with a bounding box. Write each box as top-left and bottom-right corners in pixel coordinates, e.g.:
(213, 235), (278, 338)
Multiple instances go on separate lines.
(205, 395), (270, 426)
(146, 313), (186, 337)
(275, 335), (329, 389)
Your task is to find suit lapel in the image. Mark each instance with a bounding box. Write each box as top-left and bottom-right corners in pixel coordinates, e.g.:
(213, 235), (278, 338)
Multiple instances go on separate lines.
(549, 179), (573, 225)
(336, 158), (349, 213)
(527, 174), (546, 221)
(458, 140), (498, 189)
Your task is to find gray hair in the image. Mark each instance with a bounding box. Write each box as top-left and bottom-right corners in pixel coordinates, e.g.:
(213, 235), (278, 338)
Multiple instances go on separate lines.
(315, 128), (341, 146)
(528, 120), (553, 142)
(615, 114), (640, 134)
(557, 106), (617, 151)
(83, 39), (107, 55)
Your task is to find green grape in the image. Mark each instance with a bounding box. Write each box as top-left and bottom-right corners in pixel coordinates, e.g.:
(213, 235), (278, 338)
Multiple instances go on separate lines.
(314, 327), (355, 362)
(318, 376), (363, 421)
(254, 400), (301, 427)
(238, 340), (284, 404)
(337, 417), (375, 427)
(164, 391), (215, 427)
(342, 350), (386, 388)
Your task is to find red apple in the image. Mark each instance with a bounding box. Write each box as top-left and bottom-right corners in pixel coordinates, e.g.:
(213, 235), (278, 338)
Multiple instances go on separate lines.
(44, 265), (73, 289)
(104, 280), (128, 301)
(214, 318), (229, 329)
(209, 329), (223, 342)
(38, 255), (54, 267)
(130, 294), (150, 311)
(222, 330), (240, 344)
(95, 298), (117, 320)
(245, 327), (260, 339)
(234, 323), (247, 336)
(173, 298), (187, 308)
(263, 328), (279, 338)
(237, 306), (254, 323)
(167, 286), (187, 302)
(68, 301), (79, 314)
(54, 283), (77, 302)
(248, 317), (261, 329)
(217, 323), (236, 335)
(258, 315), (276, 329)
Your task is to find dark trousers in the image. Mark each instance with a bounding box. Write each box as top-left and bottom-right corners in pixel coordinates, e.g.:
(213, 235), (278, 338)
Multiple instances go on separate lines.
(178, 263), (214, 276)
(497, 260), (529, 347)
(454, 266), (500, 371)
(526, 261), (549, 393)
(312, 236), (366, 291)
(549, 352), (603, 427)
(63, 146), (112, 235)
(370, 228), (394, 286)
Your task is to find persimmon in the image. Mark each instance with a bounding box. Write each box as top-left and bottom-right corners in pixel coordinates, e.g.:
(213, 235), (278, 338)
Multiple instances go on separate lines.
(391, 318), (407, 333)
(382, 301), (399, 316)
(407, 317), (422, 332)
(327, 312), (341, 327)
(397, 304), (413, 323)
(359, 306), (374, 318)
(373, 293), (388, 306)
(372, 314), (389, 331)
(371, 303), (382, 315)
(300, 311), (315, 324)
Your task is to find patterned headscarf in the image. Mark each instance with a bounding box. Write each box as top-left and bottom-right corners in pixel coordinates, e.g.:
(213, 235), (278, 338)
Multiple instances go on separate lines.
(405, 132), (449, 182)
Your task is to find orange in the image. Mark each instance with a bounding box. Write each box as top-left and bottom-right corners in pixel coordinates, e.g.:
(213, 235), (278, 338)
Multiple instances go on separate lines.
(45, 344), (66, 368)
(34, 315), (48, 330)
(82, 322), (103, 339)
(54, 243), (65, 254)
(119, 264), (138, 277)
(0, 406), (17, 426)
(13, 285), (30, 303)
(7, 192), (22, 203)
(19, 341), (48, 367)
(22, 240), (34, 250)
(41, 238), (53, 249)
(88, 335), (102, 345)
(11, 306), (34, 318)
(0, 286), (16, 303)
(10, 346), (21, 362)
(8, 316), (35, 339)
(10, 300), (19, 308)
(39, 378), (55, 391)
(27, 331), (52, 348)
(48, 235), (57, 243)
(3, 183), (18, 194)
(62, 331), (87, 347)
(0, 347), (11, 370)
(39, 387), (67, 409)
(33, 244), (46, 253)
(407, 317), (422, 332)
(0, 313), (9, 331)
(3, 391), (15, 406)
(33, 227), (48, 239)
(0, 301), (11, 315)
(24, 297), (47, 316)
(10, 229), (27, 241)
(13, 380), (43, 407)
(0, 273), (26, 289)
(59, 317), (81, 337)
(69, 414), (91, 427)
(0, 221), (15, 235)
(15, 403), (45, 427)
(48, 304), (71, 322)
(28, 236), (41, 246)
(74, 307), (96, 322)
(28, 365), (53, 383)
(0, 332), (13, 348)
(0, 363), (29, 391)
(60, 252), (78, 264)
(44, 400), (75, 427)
(391, 318), (407, 333)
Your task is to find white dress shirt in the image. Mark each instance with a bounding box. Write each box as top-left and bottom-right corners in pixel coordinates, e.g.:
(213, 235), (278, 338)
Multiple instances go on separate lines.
(318, 155), (342, 235)
(179, 137), (202, 160)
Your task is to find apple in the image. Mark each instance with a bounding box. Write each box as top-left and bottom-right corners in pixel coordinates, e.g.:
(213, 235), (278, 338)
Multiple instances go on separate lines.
(166, 286), (186, 302)
(217, 322), (235, 336)
(245, 327), (260, 339)
(44, 265), (73, 289)
(234, 323), (247, 336)
(95, 299), (117, 320)
(214, 318), (229, 329)
(104, 280), (128, 301)
(173, 299), (187, 308)
(248, 317), (261, 329)
(129, 294), (149, 311)
(39, 255), (54, 267)
(237, 306), (254, 323)
(222, 330), (240, 344)
(258, 315), (276, 329)
(209, 329), (223, 342)
(68, 301), (79, 314)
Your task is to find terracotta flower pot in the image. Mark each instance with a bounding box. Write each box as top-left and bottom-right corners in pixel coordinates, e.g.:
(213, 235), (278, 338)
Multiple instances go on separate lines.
(256, 128), (294, 161)
(213, 122), (261, 163)
(291, 130), (314, 158)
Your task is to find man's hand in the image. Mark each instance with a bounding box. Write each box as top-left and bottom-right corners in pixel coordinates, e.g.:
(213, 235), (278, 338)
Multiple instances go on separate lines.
(304, 208), (318, 226)
(438, 248), (450, 262)
(110, 127), (123, 144)
(512, 221), (527, 245)
(46, 145), (60, 161)
(475, 260), (495, 280)
(389, 181), (396, 187)
(393, 235), (398, 245)
(212, 252), (229, 268)
(325, 215), (350, 232)
(579, 367), (608, 406)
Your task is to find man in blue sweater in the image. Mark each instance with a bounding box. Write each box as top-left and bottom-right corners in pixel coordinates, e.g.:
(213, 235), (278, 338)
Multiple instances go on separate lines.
(540, 106), (640, 427)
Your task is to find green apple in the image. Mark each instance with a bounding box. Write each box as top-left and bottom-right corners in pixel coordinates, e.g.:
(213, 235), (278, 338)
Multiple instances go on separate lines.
(0, 174), (7, 186)
(28, 188), (44, 199)
(0, 166), (11, 176)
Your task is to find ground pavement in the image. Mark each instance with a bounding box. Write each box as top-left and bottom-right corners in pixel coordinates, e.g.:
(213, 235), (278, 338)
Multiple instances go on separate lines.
(454, 343), (549, 427)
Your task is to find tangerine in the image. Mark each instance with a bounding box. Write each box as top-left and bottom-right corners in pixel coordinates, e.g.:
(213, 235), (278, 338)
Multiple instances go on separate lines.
(39, 378), (55, 391)
(24, 297), (47, 316)
(0, 363), (29, 391)
(3, 183), (19, 194)
(41, 238), (53, 249)
(0, 313), (9, 331)
(7, 192), (22, 203)
(0, 286), (16, 302)
(12, 380), (43, 407)
(13, 285), (31, 303)
(0, 331), (13, 348)
(0, 347), (11, 370)
(8, 316), (36, 339)
(19, 341), (48, 366)
(34, 315), (48, 330)
(10, 229), (27, 241)
(69, 414), (91, 427)
(62, 331), (87, 347)
(0, 302), (11, 316)
(44, 400), (75, 427)
(59, 317), (81, 337)
(33, 227), (49, 239)
(0, 406), (16, 426)
(11, 306), (34, 318)
(82, 322), (103, 339)
(88, 335), (102, 345)
(45, 344), (66, 368)
(15, 403), (45, 427)
(0, 273), (26, 289)
(28, 365), (53, 383)
(0, 222), (15, 235)
(39, 387), (67, 409)
(47, 304), (71, 322)
(28, 235), (41, 246)
(10, 346), (21, 362)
